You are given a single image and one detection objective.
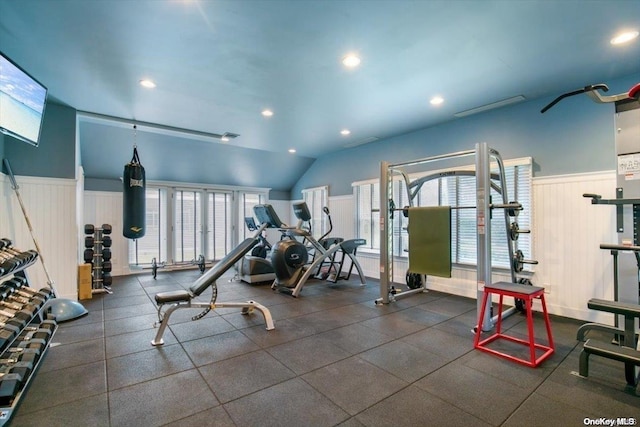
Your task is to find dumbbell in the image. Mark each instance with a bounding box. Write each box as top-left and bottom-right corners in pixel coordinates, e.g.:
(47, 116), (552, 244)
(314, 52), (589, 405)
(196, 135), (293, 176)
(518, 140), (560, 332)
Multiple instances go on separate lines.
(0, 315), (27, 332)
(10, 276), (54, 298)
(2, 295), (42, 314)
(0, 240), (38, 263)
(103, 273), (112, 287)
(84, 236), (95, 248)
(101, 261), (112, 273)
(0, 372), (24, 405)
(5, 347), (41, 366)
(509, 222), (531, 241)
(0, 306), (34, 325)
(512, 250), (538, 273)
(84, 224), (112, 235)
(84, 248), (94, 263)
(5, 291), (44, 309)
(3, 278), (52, 301)
(102, 248), (112, 261)
(7, 360), (34, 387)
(102, 236), (112, 248)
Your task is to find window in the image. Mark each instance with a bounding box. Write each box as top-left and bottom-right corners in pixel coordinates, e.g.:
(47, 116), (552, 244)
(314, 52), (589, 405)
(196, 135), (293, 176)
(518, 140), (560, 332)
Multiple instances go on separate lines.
(240, 192), (267, 239)
(129, 185), (268, 266)
(354, 158), (532, 269)
(207, 192), (232, 260)
(174, 190), (202, 263)
(355, 182), (379, 251)
(302, 186), (328, 238)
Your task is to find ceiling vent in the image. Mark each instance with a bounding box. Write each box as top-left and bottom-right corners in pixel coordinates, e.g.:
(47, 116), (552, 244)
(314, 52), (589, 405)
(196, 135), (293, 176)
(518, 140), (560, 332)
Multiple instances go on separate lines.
(222, 132), (240, 139)
(344, 136), (379, 148)
(454, 95), (526, 118)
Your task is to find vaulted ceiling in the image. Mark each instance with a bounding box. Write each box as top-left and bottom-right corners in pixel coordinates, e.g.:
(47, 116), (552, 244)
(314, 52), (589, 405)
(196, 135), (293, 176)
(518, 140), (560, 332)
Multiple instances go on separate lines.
(1, 0), (639, 190)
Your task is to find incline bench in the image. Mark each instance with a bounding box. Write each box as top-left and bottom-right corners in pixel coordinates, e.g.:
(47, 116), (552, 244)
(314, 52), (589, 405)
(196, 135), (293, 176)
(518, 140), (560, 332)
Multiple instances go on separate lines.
(151, 226), (275, 346)
(577, 298), (640, 390)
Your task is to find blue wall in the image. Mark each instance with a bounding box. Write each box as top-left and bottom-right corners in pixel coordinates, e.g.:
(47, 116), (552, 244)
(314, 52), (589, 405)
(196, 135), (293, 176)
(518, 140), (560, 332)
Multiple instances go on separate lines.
(3, 102), (76, 179)
(292, 73), (639, 198)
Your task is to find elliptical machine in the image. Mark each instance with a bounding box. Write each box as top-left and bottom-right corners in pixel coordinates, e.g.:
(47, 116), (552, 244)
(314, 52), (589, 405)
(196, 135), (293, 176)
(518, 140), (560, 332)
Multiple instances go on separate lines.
(269, 202), (366, 297)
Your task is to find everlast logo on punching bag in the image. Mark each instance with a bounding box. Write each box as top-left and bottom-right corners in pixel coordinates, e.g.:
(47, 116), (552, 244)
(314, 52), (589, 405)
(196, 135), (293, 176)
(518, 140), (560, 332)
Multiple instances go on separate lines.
(123, 145), (146, 239)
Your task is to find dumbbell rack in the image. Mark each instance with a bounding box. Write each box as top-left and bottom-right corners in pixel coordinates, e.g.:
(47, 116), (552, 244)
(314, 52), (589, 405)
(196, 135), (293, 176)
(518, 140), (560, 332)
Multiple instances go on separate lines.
(0, 239), (57, 426)
(84, 224), (113, 295)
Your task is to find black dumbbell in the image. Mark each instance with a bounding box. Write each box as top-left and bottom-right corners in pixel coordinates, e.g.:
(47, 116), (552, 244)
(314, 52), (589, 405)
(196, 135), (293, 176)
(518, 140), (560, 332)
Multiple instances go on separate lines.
(102, 261), (112, 273)
(0, 372), (24, 405)
(85, 224), (112, 235)
(102, 248), (112, 261)
(84, 248), (94, 263)
(84, 236), (95, 248)
(6, 347), (41, 365)
(8, 360), (34, 387)
(103, 273), (112, 287)
(102, 236), (112, 248)
(0, 329), (16, 352)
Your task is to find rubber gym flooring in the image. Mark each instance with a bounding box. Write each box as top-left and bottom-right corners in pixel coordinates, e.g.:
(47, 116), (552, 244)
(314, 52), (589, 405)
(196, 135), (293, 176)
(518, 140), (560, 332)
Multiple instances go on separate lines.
(10, 270), (639, 426)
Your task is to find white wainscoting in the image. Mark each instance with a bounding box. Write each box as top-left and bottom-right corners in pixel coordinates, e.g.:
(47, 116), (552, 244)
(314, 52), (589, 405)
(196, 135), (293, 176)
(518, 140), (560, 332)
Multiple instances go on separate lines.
(532, 171), (617, 323)
(0, 174), (79, 300)
(83, 191), (129, 276)
(78, 171), (619, 322)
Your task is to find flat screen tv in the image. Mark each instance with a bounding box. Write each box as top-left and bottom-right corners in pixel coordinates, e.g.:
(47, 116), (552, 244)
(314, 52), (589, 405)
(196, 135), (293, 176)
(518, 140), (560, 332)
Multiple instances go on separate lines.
(0, 51), (48, 147)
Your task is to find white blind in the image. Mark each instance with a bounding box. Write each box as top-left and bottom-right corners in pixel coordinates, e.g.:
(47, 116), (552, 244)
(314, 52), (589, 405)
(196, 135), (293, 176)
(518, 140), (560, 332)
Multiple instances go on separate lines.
(302, 186), (328, 237)
(354, 159), (532, 269)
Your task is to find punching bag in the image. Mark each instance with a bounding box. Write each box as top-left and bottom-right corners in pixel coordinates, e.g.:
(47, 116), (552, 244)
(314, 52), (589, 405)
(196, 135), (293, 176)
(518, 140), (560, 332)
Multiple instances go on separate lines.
(123, 146), (146, 239)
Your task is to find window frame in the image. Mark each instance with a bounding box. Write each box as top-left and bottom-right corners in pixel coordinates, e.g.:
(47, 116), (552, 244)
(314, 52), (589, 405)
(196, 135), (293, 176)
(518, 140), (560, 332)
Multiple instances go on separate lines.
(353, 157), (533, 270)
(128, 181), (270, 266)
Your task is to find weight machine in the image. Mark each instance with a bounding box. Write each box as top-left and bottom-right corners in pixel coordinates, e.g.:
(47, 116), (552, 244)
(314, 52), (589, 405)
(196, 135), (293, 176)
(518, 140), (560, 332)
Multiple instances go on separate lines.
(377, 142), (534, 332)
(544, 82), (640, 389)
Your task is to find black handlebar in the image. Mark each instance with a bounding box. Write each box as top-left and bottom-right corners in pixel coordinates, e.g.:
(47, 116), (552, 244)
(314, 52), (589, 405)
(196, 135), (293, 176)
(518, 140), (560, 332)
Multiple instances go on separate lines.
(541, 84), (609, 113)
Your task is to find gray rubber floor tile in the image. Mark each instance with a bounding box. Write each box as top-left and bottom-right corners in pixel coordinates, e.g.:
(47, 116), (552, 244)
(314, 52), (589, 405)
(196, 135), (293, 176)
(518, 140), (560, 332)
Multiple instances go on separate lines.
(224, 378), (349, 427)
(168, 314), (235, 342)
(11, 392), (110, 427)
(359, 339), (449, 383)
(162, 406), (236, 427)
(266, 334), (352, 374)
(107, 343), (195, 390)
(414, 361), (531, 425)
(17, 360), (107, 414)
(181, 329), (260, 366)
(38, 337), (105, 373)
(198, 349), (295, 403)
(109, 369), (217, 427)
(302, 356), (407, 415)
(355, 385), (490, 427)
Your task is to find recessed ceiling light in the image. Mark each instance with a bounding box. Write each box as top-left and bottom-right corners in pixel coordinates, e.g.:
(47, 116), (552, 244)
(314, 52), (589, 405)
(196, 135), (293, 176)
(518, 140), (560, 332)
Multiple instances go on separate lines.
(288, 148), (296, 153)
(220, 136), (229, 142)
(139, 79), (156, 88)
(430, 96), (444, 106)
(342, 54), (361, 68)
(340, 129), (351, 136)
(262, 109), (274, 117)
(611, 30), (639, 45)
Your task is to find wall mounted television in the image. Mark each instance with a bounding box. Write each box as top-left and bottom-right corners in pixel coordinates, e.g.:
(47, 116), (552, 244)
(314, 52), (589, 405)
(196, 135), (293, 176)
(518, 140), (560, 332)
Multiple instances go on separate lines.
(0, 51), (48, 147)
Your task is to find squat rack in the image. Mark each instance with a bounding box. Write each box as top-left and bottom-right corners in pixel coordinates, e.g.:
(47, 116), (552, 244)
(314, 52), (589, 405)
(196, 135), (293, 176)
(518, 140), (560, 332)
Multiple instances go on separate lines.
(377, 142), (519, 332)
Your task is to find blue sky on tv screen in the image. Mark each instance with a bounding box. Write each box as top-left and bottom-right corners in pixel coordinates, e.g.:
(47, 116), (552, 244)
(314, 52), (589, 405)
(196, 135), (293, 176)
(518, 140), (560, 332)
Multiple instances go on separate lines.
(0, 55), (47, 114)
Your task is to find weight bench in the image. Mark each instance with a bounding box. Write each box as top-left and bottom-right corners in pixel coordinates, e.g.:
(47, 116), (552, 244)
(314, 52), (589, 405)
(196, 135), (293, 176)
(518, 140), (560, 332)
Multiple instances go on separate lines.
(576, 298), (640, 390)
(151, 236), (275, 346)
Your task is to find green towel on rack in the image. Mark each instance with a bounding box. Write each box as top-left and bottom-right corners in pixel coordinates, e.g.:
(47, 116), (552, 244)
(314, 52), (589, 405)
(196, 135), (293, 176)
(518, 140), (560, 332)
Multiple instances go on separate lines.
(408, 206), (452, 278)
